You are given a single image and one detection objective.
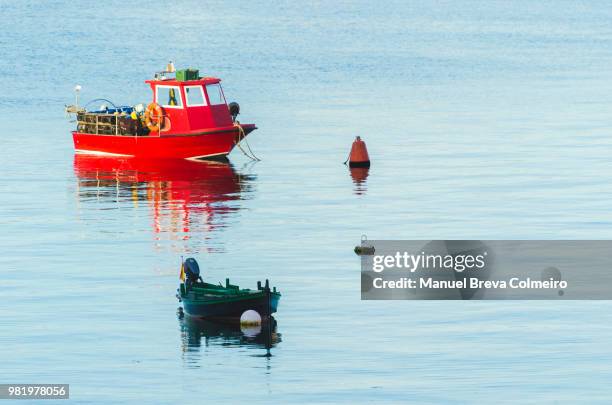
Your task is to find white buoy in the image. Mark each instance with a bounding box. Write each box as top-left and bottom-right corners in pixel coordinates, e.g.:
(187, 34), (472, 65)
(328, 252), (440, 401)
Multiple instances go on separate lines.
(240, 310), (261, 326)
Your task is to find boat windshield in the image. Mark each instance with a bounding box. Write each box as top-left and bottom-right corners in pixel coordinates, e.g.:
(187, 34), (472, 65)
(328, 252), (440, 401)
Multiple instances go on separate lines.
(185, 85), (207, 107)
(156, 85), (183, 108)
(205, 83), (226, 105)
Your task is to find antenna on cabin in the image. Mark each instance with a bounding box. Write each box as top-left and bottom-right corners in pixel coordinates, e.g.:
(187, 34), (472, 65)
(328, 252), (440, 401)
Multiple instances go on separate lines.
(155, 61), (176, 80)
(167, 61), (175, 73)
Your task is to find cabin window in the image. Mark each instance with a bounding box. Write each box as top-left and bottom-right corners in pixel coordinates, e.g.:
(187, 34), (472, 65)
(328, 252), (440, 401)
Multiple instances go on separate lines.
(205, 83), (226, 105)
(185, 85), (207, 107)
(156, 85), (183, 108)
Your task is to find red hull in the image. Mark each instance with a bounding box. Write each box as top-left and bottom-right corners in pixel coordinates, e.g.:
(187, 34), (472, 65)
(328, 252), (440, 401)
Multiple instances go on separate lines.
(73, 124), (256, 160)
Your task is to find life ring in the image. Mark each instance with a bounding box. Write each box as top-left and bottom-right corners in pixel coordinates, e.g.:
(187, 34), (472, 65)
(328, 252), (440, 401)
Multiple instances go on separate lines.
(144, 103), (164, 132)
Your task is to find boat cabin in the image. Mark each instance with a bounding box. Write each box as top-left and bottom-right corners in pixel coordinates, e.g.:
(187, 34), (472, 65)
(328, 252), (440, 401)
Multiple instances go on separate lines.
(144, 77), (234, 133)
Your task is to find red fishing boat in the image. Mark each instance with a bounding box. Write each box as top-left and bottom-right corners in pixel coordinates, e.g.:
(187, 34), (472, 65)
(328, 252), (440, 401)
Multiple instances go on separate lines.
(67, 65), (256, 160)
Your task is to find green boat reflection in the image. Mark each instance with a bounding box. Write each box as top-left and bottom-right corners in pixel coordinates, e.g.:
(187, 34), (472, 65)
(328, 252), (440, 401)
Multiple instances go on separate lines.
(179, 316), (281, 351)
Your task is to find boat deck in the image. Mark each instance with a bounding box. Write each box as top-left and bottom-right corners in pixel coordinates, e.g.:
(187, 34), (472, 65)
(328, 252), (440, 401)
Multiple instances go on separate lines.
(77, 110), (148, 136)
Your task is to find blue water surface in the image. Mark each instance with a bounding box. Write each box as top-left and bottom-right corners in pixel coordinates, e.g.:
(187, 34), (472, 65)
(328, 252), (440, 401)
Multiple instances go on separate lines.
(1, 1), (612, 403)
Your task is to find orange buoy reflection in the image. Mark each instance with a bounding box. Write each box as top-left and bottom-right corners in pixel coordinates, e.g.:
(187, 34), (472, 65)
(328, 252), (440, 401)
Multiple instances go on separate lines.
(73, 154), (253, 253)
(349, 167), (369, 195)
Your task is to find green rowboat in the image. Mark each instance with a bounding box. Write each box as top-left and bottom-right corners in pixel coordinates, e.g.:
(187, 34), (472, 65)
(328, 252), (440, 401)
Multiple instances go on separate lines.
(177, 258), (281, 320)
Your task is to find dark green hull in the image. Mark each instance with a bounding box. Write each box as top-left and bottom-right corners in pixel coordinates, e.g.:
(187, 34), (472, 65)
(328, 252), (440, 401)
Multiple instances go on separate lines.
(179, 281), (281, 320)
(182, 292), (280, 319)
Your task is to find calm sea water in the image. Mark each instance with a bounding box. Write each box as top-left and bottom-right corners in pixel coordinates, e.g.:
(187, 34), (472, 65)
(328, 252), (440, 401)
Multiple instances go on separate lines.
(2, 1), (612, 403)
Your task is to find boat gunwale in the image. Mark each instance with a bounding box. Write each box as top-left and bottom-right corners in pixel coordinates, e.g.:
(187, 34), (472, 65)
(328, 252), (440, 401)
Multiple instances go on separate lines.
(183, 290), (281, 305)
(72, 123), (256, 139)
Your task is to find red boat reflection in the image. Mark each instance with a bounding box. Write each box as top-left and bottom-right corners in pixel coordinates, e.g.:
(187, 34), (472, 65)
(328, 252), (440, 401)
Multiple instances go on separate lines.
(74, 155), (253, 251)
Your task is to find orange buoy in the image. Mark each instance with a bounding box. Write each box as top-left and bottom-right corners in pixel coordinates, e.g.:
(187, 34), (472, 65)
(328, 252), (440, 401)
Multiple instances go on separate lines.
(348, 136), (370, 168)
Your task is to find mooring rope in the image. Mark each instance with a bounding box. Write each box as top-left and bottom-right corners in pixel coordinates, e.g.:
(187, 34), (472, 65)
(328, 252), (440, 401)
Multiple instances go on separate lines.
(234, 122), (261, 161)
(343, 149), (351, 165)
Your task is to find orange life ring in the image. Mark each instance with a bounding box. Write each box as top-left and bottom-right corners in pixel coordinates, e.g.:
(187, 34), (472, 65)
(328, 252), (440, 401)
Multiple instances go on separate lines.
(144, 103), (164, 132)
